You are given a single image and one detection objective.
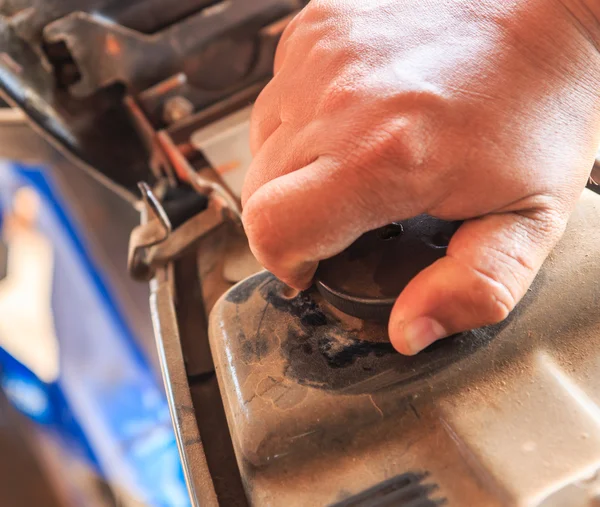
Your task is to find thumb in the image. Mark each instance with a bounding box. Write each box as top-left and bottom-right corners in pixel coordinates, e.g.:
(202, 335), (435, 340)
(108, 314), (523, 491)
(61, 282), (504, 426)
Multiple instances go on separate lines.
(388, 208), (567, 355)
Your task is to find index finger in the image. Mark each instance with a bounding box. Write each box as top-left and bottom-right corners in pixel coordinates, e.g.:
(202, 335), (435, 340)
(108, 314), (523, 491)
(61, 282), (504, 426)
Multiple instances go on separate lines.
(242, 156), (425, 288)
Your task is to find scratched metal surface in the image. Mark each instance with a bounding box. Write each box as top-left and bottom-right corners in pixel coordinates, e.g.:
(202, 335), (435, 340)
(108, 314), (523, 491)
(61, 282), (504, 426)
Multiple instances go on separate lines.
(209, 189), (600, 507)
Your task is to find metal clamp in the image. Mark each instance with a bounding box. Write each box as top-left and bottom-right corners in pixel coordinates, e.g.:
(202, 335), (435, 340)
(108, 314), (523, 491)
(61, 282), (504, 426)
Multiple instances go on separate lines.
(128, 182), (172, 280)
(128, 182), (223, 281)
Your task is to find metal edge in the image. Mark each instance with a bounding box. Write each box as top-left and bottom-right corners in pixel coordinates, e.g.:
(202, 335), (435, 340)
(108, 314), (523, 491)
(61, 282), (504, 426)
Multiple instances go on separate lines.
(0, 90), (138, 204)
(150, 265), (218, 507)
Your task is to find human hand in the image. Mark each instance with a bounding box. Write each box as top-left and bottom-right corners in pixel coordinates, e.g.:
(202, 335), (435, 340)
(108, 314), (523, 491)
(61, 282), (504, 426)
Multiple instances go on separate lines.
(242, 0), (600, 354)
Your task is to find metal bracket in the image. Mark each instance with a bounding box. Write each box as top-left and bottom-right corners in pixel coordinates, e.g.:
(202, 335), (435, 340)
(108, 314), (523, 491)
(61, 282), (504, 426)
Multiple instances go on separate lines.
(128, 182), (172, 280)
(128, 182), (224, 281)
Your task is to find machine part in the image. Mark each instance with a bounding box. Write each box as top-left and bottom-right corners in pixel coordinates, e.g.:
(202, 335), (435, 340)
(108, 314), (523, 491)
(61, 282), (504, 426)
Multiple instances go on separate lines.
(196, 221), (253, 315)
(329, 472), (443, 507)
(222, 231), (263, 284)
(0, 20), (150, 201)
(43, 0), (301, 97)
(208, 190), (600, 506)
(167, 80), (266, 144)
(146, 207), (223, 273)
(163, 96), (194, 125)
(173, 254), (213, 377)
(127, 182), (224, 281)
(191, 106), (252, 198)
(138, 10), (293, 129)
(0, 0), (223, 54)
(315, 216), (460, 322)
(128, 182), (172, 281)
(0, 1), (303, 197)
(123, 95), (176, 185)
(187, 373), (249, 507)
(152, 254), (249, 506)
(150, 265), (218, 507)
(156, 130), (241, 223)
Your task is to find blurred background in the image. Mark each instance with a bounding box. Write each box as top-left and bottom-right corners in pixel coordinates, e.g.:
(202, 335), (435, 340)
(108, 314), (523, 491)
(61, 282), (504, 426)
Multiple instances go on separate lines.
(0, 104), (190, 507)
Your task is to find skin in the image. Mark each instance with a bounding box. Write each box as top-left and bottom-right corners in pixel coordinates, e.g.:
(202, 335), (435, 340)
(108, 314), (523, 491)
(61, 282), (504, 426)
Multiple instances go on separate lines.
(241, 0), (600, 355)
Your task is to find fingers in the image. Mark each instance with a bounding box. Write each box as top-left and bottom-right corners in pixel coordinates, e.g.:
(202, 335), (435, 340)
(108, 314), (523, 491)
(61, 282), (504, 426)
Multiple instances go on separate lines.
(241, 121), (319, 207)
(388, 209), (568, 355)
(249, 78), (282, 156)
(242, 156), (425, 289)
(243, 157), (348, 289)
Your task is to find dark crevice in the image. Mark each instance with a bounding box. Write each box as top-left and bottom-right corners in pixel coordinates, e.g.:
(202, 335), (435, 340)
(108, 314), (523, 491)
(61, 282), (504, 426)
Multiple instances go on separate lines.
(174, 252), (248, 506)
(187, 371), (216, 386)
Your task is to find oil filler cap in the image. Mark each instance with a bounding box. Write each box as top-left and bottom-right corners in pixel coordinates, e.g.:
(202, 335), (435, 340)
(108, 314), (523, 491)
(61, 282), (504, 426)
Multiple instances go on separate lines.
(315, 216), (460, 322)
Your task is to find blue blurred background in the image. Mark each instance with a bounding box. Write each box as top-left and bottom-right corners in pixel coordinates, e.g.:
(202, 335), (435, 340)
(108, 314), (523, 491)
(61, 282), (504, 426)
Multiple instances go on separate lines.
(0, 158), (189, 507)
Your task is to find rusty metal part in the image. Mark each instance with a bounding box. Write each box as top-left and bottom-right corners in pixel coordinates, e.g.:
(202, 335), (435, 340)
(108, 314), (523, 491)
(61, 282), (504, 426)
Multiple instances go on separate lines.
(208, 190), (600, 506)
(156, 130), (242, 224)
(316, 216), (460, 322)
(150, 208), (222, 266)
(43, 0), (302, 97)
(123, 95), (175, 185)
(125, 89), (246, 281)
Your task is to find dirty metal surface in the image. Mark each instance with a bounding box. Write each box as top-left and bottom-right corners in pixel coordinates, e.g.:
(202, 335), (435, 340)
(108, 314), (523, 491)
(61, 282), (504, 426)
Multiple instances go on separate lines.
(150, 225), (258, 504)
(329, 472), (444, 507)
(152, 224), (255, 506)
(43, 0), (302, 97)
(209, 190), (600, 506)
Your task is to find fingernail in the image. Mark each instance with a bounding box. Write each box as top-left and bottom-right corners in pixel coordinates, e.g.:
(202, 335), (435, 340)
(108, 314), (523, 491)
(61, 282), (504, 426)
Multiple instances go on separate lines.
(401, 317), (447, 355)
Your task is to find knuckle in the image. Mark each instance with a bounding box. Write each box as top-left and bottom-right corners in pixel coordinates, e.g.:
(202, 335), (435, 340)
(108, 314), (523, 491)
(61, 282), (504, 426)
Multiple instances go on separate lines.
(372, 122), (420, 168)
(319, 79), (364, 114)
(345, 115), (432, 178)
(252, 80), (279, 121)
(280, 9), (301, 42)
